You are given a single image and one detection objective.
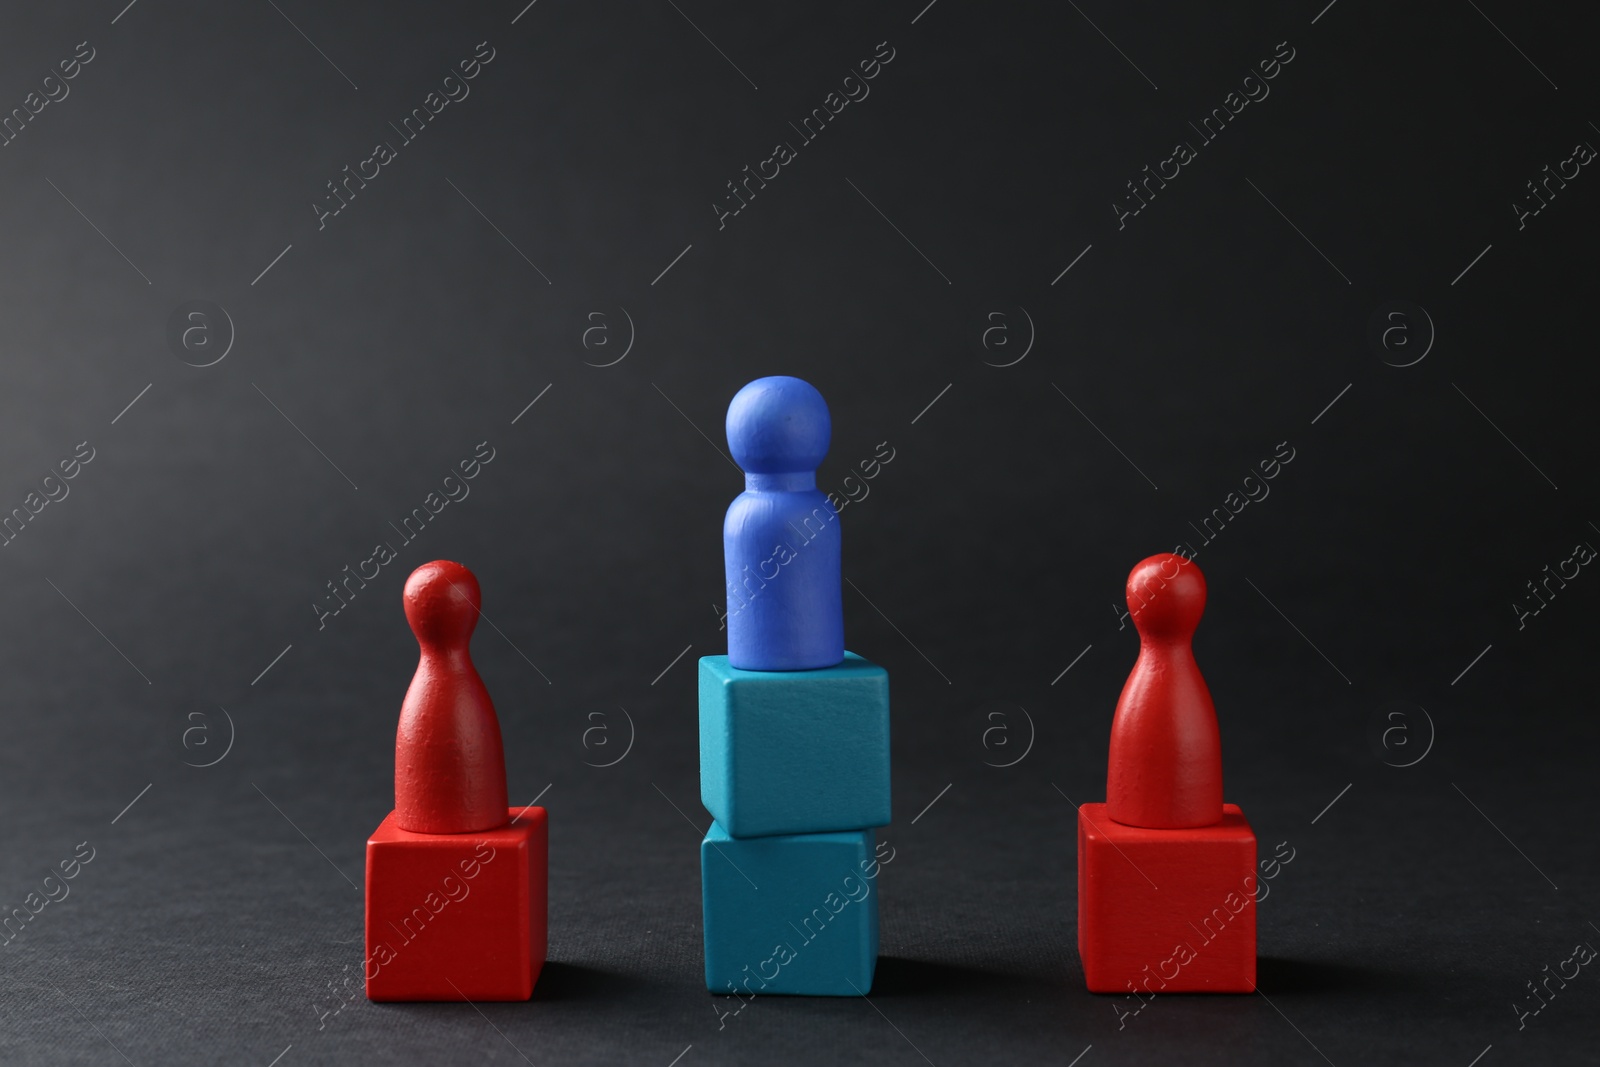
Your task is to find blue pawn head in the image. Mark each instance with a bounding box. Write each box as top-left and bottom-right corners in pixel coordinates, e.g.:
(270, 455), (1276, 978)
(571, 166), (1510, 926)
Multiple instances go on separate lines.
(722, 376), (844, 670)
(726, 376), (831, 479)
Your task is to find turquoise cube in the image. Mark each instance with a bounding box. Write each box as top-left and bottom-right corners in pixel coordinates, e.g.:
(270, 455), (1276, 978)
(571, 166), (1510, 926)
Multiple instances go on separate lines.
(701, 821), (881, 996)
(698, 652), (890, 838)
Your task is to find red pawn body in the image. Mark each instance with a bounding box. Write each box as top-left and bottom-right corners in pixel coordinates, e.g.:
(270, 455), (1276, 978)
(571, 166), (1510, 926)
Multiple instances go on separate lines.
(1106, 553), (1223, 829)
(1079, 554), (1256, 994)
(395, 562), (509, 834)
(366, 561), (546, 1002)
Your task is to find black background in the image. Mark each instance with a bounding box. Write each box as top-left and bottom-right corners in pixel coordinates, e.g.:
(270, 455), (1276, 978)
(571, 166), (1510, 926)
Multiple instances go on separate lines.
(1, 2), (1596, 1064)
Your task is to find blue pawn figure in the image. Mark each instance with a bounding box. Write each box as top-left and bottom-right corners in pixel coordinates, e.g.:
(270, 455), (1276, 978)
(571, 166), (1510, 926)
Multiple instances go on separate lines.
(723, 377), (844, 671)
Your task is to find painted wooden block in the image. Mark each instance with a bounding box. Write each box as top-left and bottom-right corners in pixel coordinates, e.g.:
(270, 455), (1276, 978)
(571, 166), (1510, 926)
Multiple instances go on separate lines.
(366, 808), (547, 1002)
(1077, 802), (1255, 994)
(699, 653), (890, 838)
(702, 821), (883, 997)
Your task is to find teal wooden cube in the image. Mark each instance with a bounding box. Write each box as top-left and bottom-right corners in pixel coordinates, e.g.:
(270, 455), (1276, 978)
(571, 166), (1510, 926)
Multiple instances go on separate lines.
(698, 652), (890, 838)
(701, 821), (881, 996)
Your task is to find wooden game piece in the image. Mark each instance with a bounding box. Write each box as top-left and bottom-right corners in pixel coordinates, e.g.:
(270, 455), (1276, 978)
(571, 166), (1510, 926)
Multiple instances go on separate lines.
(699, 652), (890, 837)
(1105, 553), (1223, 829)
(722, 376), (844, 671)
(366, 561), (547, 1002)
(701, 822), (881, 996)
(395, 561), (509, 834)
(1077, 553), (1257, 994)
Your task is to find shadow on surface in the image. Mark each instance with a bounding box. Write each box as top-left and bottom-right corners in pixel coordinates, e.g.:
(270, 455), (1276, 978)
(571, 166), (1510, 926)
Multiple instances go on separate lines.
(1256, 955), (1414, 996)
(871, 955), (1063, 998)
(535, 961), (652, 1001)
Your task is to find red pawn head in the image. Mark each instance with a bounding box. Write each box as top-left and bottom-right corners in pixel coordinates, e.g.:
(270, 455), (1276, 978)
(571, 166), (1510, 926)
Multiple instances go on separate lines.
(1105, 553), (1224, 829)
(394, 561), (509, 834)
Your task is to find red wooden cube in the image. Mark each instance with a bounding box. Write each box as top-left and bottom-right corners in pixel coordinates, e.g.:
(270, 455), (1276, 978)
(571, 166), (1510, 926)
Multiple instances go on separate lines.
(365, 807), (547, 1002)
(1077, 802), (1256, 994)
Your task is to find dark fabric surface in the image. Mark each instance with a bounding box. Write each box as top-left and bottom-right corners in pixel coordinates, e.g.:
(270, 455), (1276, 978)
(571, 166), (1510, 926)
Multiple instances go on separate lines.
(0, 2), (1595, 1063)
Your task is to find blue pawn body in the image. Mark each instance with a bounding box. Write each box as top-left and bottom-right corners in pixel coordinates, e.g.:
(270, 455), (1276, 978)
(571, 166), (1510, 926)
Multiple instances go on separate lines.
(723, 377), (844, 671)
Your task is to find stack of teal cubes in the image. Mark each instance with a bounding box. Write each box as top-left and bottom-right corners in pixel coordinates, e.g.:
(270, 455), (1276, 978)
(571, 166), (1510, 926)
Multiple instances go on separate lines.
(698, 653), (891, 995)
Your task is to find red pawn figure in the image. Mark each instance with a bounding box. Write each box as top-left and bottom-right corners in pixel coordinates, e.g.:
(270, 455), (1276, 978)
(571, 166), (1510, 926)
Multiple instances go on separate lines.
(365, 561), (547, 1002)
(1078, 554), (1257, 995)
(1106, 555), (1222, 828)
